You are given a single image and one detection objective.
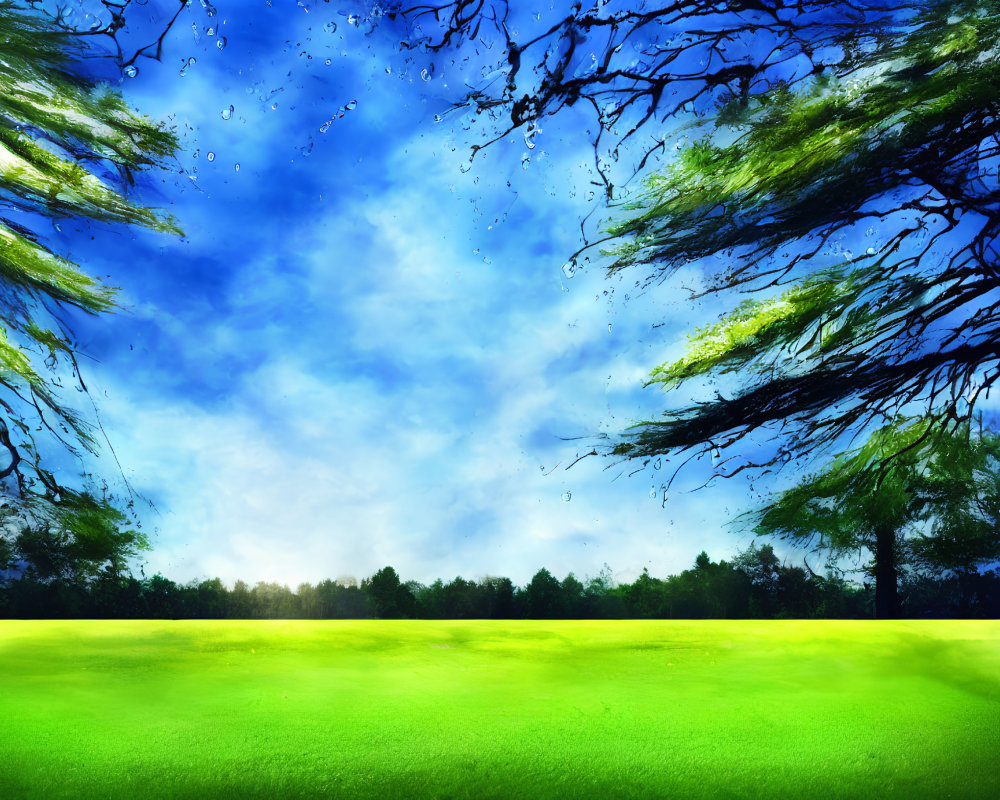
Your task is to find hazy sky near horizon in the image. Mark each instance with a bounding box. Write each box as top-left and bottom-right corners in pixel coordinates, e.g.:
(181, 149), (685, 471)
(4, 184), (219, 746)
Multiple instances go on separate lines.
(48, 0), (785, 588)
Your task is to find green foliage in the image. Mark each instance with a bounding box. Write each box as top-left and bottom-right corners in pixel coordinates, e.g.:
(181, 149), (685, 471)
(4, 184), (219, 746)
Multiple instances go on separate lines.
(5, 489), (148, 582)
(748, 417), (1000, 616)
(362, 566), (417, 618)
(607, 5), (1000, 270)
(13, 546), (1000, 618)
(0, 3), (179, 580)
(604, 0), (1000, 471)
(648, 266), (929, 390)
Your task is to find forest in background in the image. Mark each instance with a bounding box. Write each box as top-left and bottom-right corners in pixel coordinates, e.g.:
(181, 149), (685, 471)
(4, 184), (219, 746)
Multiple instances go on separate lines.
(3, 544), (998, 620)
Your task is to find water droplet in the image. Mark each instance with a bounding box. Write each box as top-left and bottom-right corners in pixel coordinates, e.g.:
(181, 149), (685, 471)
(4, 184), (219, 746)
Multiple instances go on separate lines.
(654, 458), (661, 470)
(234, 163), (240, 173)
(207, 152), (215, 162)
(866, 246), (876, 255)
(562, 262), (576, 278)
(420, 68), (431, 82)
(523, 123), (540, 150)
(608, 323), (613, 333)
(521, 154), (530, 169)
(325, 21), (338, 33)
(216, 37), (227, 51)
(325, 59), (332, 66)
(124, 65), (138, 78)
(649, 486), (657, 499)
(319, 121), (331, 133)
(348, 13), (360, 26)
(221, 105), (234, 120)
(188, 57), (197, 66)
(561, 491), (572, 502)
(345, 100), (357, 111)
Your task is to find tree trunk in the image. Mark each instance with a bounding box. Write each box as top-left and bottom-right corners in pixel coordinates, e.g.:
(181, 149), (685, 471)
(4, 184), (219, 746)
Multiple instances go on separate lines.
(874, 525), (899, 619)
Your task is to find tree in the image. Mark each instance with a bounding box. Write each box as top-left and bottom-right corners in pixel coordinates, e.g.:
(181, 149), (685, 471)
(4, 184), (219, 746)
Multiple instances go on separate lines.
(6, 489), (148, 583)
(581, 564), (623, 618)
(297, 582), (322, 618)
(251, 581), (299, 619)
(620, 567), (669, 618)
(521, 567), (566, 618)
(382, 1), (1000, 489)
(228, 579), (255, 618)
(561, 572), (586, 617)
(362, 566), (417, 618)
(0, 3), (180, 577)
(479, 575), (516, 618)
(750, 418), (1000, 617)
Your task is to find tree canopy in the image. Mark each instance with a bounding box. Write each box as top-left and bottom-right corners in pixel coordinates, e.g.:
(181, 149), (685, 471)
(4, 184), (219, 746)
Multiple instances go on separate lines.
(749, 418), (1000, 616)
(384, 0), (1000, 480)
(0, 2), (180, 578)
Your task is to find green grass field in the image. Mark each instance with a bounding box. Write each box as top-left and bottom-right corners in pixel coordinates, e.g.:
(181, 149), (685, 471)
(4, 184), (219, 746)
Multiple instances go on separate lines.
(0, 620), (997, 799)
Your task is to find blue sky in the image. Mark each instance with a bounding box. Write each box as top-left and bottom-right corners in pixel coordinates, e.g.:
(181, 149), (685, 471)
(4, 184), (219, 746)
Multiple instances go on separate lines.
(49, 0), (781, 587)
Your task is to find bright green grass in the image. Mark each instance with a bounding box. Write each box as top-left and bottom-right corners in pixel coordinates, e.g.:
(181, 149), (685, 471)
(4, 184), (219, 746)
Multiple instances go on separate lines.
(0, 620), (998, 799)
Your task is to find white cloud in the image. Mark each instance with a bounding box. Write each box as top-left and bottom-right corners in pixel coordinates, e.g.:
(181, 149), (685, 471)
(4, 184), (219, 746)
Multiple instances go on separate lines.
(62, 1), (787, 593)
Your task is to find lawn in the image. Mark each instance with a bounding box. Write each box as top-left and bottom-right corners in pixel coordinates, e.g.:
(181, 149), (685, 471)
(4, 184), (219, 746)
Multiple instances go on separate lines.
(0, 620), (997, 799)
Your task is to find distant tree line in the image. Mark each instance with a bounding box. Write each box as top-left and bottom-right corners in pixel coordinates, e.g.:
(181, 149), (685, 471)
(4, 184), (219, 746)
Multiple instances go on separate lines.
(2, 544), (997, 619)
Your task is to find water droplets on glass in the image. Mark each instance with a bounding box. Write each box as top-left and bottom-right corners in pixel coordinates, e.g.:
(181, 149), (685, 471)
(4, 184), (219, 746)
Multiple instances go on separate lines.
(207, 152), (215, 162)
(216, 37), (228, 51)
(562, 262), (577, 279)
(221, 104), (234, 120)
(561, 491), (572, 503)
(523, 123), (540, 150)
(123, 65), (138, 79)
